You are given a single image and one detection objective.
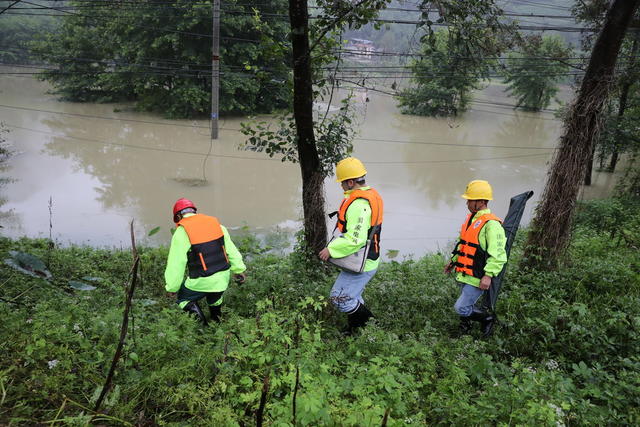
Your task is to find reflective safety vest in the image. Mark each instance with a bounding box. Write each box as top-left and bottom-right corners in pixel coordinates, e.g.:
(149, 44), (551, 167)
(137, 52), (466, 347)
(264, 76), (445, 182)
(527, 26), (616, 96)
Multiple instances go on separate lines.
(177, 214), (230, 278)
(453, 212), (502, 278)
(335, 188), (384, 261)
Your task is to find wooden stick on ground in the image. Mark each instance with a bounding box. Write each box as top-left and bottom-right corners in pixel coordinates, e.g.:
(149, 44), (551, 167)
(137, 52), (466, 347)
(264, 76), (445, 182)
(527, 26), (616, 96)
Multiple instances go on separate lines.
(93, 220), (140, 413)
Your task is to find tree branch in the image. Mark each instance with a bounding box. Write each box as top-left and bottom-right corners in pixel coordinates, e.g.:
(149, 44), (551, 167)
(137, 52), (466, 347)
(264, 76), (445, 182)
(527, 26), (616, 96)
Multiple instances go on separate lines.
(308, 0), (372, 54)
(94, 221), (140, 413)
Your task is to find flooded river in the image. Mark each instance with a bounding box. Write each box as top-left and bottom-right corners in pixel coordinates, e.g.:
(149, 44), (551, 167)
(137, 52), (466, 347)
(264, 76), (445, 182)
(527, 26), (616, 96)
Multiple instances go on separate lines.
(0, 69), (616, 258)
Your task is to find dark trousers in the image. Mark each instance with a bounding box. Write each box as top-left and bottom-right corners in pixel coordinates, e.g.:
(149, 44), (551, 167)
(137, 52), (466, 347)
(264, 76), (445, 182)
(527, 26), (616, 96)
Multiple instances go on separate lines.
(176, 282), (224, 309)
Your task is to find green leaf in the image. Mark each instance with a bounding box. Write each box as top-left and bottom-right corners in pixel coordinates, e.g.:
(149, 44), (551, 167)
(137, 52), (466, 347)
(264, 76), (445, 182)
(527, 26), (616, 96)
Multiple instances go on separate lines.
(148, 226), (161, 236)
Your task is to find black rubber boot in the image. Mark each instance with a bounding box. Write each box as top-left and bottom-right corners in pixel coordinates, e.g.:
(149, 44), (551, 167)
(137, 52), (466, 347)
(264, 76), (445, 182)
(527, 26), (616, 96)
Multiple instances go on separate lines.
(183, 301), (208, 326)
(469, 311), (497, 338)
(459, 316), (473, 335)
(345, 304), (374, 334)
(209, 304), (222, 323)
(480, 314), (497, 338)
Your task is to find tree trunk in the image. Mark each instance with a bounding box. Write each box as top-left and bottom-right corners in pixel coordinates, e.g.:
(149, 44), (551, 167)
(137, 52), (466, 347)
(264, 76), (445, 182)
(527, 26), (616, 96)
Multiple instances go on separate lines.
(609, 33), (639, 172)
(524, 0), (640, 269)
(584, 145), (595, 186)
(289, 0), (327, 253)
(609, 150), (619, 172)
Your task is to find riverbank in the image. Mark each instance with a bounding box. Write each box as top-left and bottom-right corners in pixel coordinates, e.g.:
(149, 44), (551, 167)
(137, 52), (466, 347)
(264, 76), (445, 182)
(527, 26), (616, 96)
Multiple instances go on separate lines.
(1, 199), (639, 425)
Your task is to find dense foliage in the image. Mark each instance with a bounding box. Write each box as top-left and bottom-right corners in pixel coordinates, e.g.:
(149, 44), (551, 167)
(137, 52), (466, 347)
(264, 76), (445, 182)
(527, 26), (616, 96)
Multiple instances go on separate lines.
(502, 35), (572, 111)
(1, 199), (639, 424)
(398, 0), (513, 117)
(30, 0), (291, 118)
(0, 13), (58, 64)
(398, 30), (482, 117)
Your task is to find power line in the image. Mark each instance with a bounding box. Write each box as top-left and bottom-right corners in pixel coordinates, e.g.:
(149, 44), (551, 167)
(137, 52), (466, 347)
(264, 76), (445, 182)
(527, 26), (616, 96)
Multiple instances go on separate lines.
(0, 55), (599, 76)
(468, 106), (559, 120)
(0, 103), (212, 129)
(0, 0), (22, 16)
(503, 0), (571, 11)
(332, 71), (584, 78)
(4, 122), (284, 160)
(335, 81), (564, 121)
(365, 16), (593, 32)
(7, 1), (577, 21)
(355, 135), (557, 150)
(0, 103), (563, 148)
(0, 64), (290, 81)
(7, 45), (618, 69)
(2, 1), (602, 36)
(0, 62), (589, 81)
(364, 152), (552, 164)
(9, 0), (216, 39)
(7, 3), (580, 22)
(5, 122), (554, 164)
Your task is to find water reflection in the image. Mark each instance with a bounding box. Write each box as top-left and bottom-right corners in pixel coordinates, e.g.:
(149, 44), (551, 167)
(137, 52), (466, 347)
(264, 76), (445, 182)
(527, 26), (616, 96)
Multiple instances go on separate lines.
(38, 113), (303, 242)
(0, 149), (14, 226)
(1, 70), (580, 258)
(338, 88), (562, 257)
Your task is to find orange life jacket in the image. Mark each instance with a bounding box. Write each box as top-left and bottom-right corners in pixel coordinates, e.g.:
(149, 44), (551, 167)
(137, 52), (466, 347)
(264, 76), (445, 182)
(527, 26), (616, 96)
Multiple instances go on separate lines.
(177, 214), (230, 278)
(453, 212), (502, 278)
(335, 188), (384, 261)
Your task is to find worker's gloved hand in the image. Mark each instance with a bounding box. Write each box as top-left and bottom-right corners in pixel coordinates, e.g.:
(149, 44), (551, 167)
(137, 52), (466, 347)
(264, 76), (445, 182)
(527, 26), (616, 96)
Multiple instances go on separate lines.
(479, 275), (492, 290)
(233, 273), (246, 284)
(443, 262), (454, 274)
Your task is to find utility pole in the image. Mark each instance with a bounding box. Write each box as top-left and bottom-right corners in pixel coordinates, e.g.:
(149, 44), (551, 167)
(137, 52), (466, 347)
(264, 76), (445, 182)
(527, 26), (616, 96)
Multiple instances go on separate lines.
(211, 0), (220, 139)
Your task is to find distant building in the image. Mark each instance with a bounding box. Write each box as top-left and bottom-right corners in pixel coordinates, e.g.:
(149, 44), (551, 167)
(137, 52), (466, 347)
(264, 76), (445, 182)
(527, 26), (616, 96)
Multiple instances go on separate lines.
(346, 38), (376, 60)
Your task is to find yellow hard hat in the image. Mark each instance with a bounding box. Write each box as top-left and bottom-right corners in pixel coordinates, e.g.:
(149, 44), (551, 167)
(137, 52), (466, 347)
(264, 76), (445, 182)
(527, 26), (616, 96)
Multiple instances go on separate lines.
(335, 157), (367, 182)
(461, 180), (493, 200)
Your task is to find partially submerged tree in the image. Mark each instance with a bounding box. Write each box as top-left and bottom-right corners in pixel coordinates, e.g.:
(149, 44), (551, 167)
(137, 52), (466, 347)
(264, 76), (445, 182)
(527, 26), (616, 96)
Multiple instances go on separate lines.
(502, 34), (572, 111)
(398, 0), (514, 117)
(31, 0), (291, 118)
(524, 0), (640, 269)
(398, 30), (484, 116)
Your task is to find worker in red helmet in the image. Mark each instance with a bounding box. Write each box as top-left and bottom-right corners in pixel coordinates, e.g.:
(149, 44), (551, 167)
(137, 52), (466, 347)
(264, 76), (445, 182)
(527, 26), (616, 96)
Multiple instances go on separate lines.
(164, 198), (246, 325)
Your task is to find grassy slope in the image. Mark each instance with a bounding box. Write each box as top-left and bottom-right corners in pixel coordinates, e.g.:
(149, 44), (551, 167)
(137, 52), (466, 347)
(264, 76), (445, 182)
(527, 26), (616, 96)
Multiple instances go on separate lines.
(1, 204), (639, 425)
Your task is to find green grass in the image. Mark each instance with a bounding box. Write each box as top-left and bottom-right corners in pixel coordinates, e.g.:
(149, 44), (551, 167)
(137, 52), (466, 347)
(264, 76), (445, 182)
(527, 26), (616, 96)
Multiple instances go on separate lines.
(1, 200), (639, 425)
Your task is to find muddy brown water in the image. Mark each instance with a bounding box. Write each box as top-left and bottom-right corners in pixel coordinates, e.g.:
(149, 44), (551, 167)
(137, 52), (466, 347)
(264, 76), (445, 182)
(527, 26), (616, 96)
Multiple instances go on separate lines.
(0, 70), (617, 259)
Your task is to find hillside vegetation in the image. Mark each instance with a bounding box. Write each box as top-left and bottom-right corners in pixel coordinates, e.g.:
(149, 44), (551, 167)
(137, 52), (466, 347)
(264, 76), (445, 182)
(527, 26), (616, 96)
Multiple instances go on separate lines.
(1, 199), (639, 425)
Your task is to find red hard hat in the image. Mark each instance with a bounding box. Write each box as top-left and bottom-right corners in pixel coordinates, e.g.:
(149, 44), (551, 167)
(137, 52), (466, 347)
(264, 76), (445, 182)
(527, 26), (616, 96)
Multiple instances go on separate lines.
(172, 198), (196, 222)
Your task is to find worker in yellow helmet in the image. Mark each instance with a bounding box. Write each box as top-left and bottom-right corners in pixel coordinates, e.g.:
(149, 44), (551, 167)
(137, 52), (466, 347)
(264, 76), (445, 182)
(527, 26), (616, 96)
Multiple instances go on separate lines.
(319, 157), (383, 334)
(444, 180), (507, 337)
